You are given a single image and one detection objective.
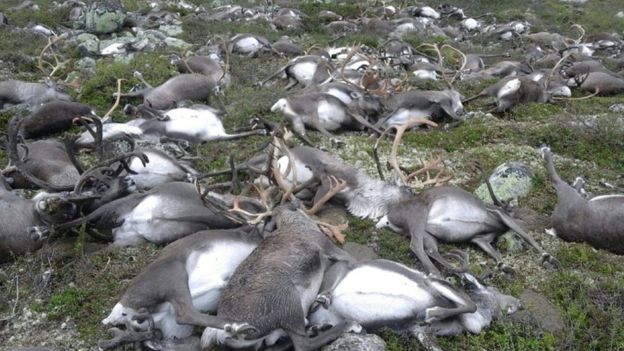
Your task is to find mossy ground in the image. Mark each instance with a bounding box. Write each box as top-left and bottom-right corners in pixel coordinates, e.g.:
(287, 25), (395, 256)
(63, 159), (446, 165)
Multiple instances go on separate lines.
(1, 1), (624, 350)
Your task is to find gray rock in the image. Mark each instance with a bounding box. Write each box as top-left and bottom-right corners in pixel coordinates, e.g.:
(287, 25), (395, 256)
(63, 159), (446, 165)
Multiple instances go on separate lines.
(475, 161), (533, 205)
(159, 24), (183, 37)
(83, 0), (127, 34)
(322, 333), (386, 351)
(75, 57), (96, 75)
(73, 33), (100, 55)
(343, 242), (378, 261)
(518, 289), (565, 333)
(164, 37), (192, 50)
(497, 232), (525, 254)
(609, 103), (624, 112)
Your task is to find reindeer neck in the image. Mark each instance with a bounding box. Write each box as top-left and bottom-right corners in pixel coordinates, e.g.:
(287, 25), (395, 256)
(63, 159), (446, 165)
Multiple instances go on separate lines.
(346, 177), (403, 219)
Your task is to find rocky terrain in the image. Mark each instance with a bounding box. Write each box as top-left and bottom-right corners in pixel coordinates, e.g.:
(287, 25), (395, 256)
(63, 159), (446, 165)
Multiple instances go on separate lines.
(0, 0), (623, 350)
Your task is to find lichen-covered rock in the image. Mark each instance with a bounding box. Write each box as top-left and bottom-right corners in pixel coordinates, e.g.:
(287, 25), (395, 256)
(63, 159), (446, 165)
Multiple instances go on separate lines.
(82, 0), (127, 34)
(322, 333), (386, 351)
(159, 24), (183, 37)
(609, 103), (624, 112)
(475, 161), (534, 205)
(73, 33), (99, 55)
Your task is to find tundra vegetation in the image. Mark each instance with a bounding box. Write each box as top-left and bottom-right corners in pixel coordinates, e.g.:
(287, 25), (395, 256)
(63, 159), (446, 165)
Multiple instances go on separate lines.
(0, 0), (623, 350)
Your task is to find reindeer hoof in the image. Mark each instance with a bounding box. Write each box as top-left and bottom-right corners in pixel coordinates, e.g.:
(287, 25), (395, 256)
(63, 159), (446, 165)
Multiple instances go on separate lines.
(496, 262), (516, 277)
(224, 323), (258, 339)
(310, 291), (332, 312)
(539, 253), (560, 269)
(330, 138), (346, 148)
(29, 226), (48, 242)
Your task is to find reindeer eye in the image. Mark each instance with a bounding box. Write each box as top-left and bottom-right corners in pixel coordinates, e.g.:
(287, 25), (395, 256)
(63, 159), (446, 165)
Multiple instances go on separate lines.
(121, 312), (127, 316)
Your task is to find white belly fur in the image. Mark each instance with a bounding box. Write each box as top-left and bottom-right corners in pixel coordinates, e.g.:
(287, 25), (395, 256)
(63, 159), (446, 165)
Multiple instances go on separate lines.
(330, 266), (434, 324)
(316, 100), (345, 131)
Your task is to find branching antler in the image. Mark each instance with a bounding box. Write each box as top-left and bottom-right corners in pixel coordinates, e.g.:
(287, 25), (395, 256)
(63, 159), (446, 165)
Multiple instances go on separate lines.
(373, 116), (451, 188)
(37, 35), (70, 78)
(405, 157), (453, 188)
(304, 175), (347, 215)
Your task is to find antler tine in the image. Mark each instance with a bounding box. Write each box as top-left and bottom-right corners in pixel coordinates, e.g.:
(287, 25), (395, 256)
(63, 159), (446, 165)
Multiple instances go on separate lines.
(316, 220), (348, 244)
(304, 175), (347, 215)
(104, 79), (126, 120)
(387, 116), (439, 184)
(419, 43), (453, 89)
(228, 195), (273, 225)
(545, 52), (571, 90)
(570, 24), (585, 45)
(340, 46), (366, 90)
(441, 44), (467, 85)
(405, 157), (453, 188)
(270, 136), (298, 203)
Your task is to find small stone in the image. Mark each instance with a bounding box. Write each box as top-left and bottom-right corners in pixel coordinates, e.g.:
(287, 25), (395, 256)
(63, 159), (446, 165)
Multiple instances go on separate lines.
(609, 103), (624, 112)
(322, 333), (386, 351)
(518, 289), (565, 333)
(61, 322), (67, 329)
(617, 11), (624, 18)
(474, 161), (533, 205)
(497, 231), (525, 253)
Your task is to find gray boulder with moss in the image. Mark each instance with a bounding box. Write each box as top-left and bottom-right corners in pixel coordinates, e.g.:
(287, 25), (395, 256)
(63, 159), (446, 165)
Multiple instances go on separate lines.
(80, 0), (127, 34)
(474, 161), (534, 205)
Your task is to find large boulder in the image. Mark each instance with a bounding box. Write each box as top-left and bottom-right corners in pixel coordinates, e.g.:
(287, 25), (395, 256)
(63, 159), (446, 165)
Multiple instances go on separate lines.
(474, 161), (534, 205)
(83, 0), (127, 34)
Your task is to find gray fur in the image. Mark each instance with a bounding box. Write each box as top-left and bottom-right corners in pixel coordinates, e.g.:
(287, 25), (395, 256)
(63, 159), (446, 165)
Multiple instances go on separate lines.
(205, 204), (354, 350)
(102, 228), (262, 344)
(21, 101), (94, 139)
(380, 89), (465, 127)
(542, 147), (624, 254)
(0, 79), (71, 111)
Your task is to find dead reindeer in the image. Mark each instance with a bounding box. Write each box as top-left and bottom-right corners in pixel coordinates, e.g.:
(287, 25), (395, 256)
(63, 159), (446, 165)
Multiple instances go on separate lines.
(201, 202), (358, 351)
(121, 148), (200, 190)
(20, 101), (97, 139)
(379, 89), (465, 127)
(271, 36), (304, 57)
(541, 147), (624, 255)
(256, 55), (334, 89)
(0, 78), (71, 111)
(0, 176), (80, 262)
(77, 104), (266, 146)
(309, 261), (521, 351)
(375, 118), (559, 277)
(35, 182), (265, 246)
(460, 60), (533, 81)
(572, 71), (624, 95)
(463, 54), (601, 112)
(170, 53), (230, 87)
(270, 92), (382, 146)
(227, 33), (278, 57)
(115, 71), (222, 110)
(3, 115), (87, 191)
(462, 76), (551, 112)
(100, 228), (262, 350)
(317, 81), (385, 120)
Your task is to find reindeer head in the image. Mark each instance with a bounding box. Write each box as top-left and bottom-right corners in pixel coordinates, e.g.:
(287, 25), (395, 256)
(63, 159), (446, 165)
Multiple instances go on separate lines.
(33, 193), (79, 224)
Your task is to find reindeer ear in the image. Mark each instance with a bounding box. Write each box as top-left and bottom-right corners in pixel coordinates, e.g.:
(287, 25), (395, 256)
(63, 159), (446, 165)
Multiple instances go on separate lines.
(349, 91), (362, 99)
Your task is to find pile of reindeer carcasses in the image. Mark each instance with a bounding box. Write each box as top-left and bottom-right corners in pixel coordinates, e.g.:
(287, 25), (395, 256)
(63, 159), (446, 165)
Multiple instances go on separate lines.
(1, 1), (623, 350)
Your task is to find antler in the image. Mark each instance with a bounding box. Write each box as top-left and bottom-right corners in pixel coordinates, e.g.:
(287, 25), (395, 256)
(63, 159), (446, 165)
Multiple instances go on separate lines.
(441, 44), (467, 85)
(405, 157), (453, 188)
(227, 185), (274, 224)
(103, 79), (126, 120)
(37, 35), (70, 78)
(373, 116), (451, 187)
(304, 175), (347, 215)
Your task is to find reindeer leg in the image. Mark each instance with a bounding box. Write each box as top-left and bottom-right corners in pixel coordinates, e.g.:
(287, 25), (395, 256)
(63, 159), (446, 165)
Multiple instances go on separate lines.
(423, 277), (477, 323)
(471, 234), (515, 275)
(408, 204), (442, 277)
(491, 208), (559, 268)
(424, 233), (469, 273)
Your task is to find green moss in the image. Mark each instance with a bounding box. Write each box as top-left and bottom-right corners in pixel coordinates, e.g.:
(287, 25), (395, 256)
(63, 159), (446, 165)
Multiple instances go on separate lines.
(78, 52), (177, 115)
